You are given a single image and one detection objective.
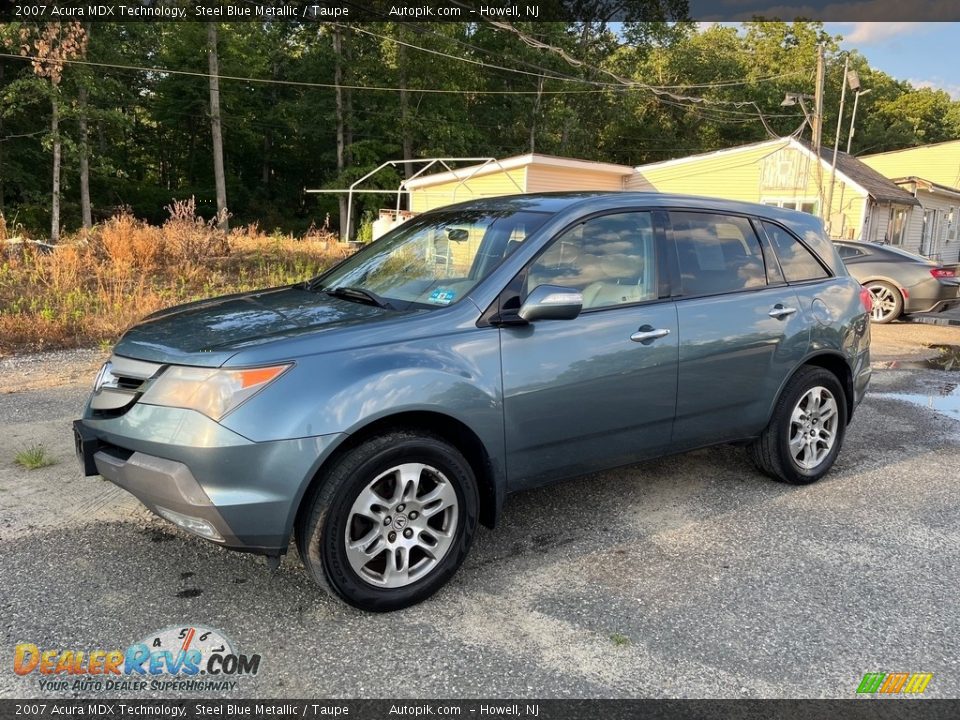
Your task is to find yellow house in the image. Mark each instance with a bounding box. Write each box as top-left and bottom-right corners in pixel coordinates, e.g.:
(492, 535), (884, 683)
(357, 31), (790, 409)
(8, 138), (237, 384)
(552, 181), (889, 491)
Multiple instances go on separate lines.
(860, 141), (960, 263)
(404, 141), (947, 259)
(861, 139), (960, 190)
(628, 137), (919, 244)
(405, 153), (634, 212)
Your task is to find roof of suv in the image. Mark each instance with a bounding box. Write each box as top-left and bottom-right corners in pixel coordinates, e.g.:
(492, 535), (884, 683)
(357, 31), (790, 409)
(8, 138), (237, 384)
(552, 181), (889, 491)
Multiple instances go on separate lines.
(434, 191), (821, 225)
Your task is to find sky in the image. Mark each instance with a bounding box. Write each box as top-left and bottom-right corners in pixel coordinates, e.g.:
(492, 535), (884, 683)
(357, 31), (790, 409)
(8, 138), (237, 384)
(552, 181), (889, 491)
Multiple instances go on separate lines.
(826, 22), (960, 99)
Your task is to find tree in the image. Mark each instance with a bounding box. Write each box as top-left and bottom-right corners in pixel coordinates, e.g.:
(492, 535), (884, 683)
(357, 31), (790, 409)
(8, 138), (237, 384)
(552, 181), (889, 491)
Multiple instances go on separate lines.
(7, 21), (87, 241)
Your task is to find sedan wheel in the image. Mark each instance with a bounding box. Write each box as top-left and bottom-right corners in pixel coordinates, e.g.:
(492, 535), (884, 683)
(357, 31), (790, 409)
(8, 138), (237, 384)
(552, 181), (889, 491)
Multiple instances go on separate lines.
(866, 281), (903, 323)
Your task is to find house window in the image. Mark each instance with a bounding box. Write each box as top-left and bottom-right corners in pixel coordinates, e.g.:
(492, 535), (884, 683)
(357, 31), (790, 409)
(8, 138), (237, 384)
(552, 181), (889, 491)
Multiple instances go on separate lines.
(948, 207), (956, 242)
(760, 198), (818, 216)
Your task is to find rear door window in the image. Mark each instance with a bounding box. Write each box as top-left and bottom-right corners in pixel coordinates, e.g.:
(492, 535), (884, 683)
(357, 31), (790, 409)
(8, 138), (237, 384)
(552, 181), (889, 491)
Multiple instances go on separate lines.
(670, 212), (767, 296)
(762, 222), (830, 282)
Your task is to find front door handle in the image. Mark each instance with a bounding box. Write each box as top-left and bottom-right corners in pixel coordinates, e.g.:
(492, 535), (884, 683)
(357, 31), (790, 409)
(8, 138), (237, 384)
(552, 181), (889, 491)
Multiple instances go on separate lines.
(630, 327), (671, 343)
(768, 305), (798, 319)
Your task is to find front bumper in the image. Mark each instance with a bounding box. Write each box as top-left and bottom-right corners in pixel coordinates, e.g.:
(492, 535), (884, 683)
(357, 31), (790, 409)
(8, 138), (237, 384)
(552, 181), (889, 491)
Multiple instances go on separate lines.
(74, 408), (344, 555)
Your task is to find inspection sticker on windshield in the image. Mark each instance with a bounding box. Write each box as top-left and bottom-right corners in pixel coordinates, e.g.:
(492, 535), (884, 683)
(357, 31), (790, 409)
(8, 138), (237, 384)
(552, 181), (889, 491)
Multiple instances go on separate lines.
(428, 288), (456, 305)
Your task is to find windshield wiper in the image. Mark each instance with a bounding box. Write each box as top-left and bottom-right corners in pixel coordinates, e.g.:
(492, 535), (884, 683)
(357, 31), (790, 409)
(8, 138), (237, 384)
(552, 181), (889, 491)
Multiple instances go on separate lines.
(322, 286), (394, 310)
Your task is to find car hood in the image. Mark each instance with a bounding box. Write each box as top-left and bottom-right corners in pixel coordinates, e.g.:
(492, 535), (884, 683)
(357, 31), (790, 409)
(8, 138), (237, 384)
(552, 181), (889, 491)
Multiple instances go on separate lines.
(112, 285), (405, 366)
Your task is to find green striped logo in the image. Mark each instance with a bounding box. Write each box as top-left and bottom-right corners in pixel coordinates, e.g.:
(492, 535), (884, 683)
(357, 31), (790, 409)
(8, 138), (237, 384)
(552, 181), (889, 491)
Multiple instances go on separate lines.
(857, 672), (933, 694)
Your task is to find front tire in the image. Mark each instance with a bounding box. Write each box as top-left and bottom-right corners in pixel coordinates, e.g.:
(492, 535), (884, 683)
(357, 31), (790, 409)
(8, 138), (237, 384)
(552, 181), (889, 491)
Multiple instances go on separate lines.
(865, 280), (903, 323)
(749, 367), (847, 485)
(296, 431), (479, 612)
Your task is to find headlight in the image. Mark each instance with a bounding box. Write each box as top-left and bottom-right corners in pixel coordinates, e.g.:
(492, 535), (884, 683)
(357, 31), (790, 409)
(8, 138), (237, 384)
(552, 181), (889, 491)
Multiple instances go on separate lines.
(139, 364), (291, 421)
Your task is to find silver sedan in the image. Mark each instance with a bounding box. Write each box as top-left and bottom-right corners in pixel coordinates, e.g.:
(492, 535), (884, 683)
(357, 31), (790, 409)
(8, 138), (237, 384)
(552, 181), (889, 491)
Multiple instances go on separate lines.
(835, 241), (960, 323)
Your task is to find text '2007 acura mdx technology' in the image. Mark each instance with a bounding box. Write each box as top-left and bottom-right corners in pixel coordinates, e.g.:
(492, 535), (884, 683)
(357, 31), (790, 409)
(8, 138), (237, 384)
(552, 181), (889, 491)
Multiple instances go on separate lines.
(75, 193), (872, 611)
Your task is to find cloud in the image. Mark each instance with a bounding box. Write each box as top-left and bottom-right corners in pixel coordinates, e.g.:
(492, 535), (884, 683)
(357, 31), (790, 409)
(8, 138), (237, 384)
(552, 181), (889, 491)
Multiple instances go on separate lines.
(908, 78), (960, 100)
(844, 22), (929, 44)
(696, 3), (959, 23)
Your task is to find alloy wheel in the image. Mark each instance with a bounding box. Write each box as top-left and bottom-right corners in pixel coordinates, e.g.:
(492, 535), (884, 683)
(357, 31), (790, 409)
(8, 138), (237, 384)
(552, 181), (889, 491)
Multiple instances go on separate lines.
(868, 283), (899, 322)
(789, 386), (839, 470)
(344, 462), (459, 588)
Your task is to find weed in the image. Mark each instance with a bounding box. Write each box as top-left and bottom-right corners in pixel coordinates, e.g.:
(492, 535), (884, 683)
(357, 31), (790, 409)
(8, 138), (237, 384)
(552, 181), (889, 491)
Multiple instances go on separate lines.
(0, 204), (352, 354)
(14, 444), (58, 470)
(610, 633), (630, 647)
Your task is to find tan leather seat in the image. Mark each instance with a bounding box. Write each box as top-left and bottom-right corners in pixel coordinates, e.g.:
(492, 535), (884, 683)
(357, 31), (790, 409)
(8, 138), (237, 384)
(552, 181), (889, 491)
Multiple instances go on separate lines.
(580, 252), (648, 309)
(582, 282), (648, 308)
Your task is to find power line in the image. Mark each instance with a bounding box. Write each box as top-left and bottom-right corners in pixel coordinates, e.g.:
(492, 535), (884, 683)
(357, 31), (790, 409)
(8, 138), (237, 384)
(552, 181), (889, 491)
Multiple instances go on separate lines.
(479, 20), (795, 137)
(344, 23), (806, 93)
(0, 52), (616, 96)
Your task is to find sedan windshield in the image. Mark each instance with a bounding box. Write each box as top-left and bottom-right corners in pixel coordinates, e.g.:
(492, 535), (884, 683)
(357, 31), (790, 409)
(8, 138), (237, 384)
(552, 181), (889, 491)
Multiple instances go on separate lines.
(313, 209), (551, 309)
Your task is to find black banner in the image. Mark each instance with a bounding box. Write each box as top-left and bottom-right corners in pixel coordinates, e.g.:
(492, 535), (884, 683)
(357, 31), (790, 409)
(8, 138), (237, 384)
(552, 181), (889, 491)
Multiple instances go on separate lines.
(2, 700), (960, 720)
(0, 0), (958, 22)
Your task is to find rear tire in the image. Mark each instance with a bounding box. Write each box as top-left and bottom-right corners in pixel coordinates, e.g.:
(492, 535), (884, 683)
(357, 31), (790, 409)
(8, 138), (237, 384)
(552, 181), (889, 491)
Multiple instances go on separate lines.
(296, 430), (479, 612)
(865, 280), (903, 323)
(749, 367), (847, 485)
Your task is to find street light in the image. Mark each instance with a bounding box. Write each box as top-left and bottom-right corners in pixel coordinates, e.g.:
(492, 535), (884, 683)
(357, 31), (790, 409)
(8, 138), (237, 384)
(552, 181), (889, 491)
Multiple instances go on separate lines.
(781, 92), (815, 129)
(847, 87), (872, 154)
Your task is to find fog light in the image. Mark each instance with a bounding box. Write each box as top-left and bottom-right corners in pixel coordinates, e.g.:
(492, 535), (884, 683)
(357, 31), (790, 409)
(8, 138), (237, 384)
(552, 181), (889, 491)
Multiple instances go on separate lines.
(156, 506), (224, 542)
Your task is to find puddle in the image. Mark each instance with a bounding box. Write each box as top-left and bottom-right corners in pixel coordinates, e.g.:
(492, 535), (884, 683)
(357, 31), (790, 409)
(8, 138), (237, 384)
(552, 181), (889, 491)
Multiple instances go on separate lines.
(878, 344), (960, 371)
(874, 381), (960, 420)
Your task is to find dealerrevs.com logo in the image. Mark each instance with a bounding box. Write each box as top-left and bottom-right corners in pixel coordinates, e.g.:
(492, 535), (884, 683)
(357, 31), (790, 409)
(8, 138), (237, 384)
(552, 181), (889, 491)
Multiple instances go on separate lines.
(13, 625), (261, 692)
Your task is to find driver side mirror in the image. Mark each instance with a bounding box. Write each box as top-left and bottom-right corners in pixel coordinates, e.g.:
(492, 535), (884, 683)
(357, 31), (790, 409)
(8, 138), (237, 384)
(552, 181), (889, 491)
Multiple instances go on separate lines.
(518, 284), (583, 322)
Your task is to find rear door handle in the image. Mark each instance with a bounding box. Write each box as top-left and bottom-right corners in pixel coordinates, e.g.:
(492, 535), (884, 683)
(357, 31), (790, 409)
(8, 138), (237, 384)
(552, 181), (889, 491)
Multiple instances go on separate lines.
(768, 306), (798, 319)
(630, 327), (671, 343)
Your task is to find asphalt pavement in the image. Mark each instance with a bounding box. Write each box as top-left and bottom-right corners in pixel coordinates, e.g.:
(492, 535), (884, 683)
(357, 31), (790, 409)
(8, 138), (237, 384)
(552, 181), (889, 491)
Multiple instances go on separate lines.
(1, 336), (959, 699)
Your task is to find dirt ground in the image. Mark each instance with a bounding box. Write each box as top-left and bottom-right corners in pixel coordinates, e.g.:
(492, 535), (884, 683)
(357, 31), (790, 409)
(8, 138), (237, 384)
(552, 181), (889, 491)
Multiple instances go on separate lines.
(2, 322), (959, 699)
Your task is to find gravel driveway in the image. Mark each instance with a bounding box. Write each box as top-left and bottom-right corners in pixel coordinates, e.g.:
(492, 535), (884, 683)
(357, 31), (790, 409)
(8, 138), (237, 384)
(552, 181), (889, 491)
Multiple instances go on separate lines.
(1, 328), (959, 699)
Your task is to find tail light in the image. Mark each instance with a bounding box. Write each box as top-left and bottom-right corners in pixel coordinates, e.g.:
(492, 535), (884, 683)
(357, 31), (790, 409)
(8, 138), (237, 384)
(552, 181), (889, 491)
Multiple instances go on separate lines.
(931, 268), (956, 279)
(859, 286), (873, 313)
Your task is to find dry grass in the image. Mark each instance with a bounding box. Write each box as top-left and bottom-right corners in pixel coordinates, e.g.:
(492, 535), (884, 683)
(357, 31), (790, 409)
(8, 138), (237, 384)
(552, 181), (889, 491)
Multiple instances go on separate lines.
(0, 200), (354, 356)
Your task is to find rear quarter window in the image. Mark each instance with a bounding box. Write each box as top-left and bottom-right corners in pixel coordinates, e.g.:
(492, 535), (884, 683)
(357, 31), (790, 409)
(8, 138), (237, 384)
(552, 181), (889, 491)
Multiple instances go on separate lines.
(836, 245), (865, 260)
(762, 221), (830, 282)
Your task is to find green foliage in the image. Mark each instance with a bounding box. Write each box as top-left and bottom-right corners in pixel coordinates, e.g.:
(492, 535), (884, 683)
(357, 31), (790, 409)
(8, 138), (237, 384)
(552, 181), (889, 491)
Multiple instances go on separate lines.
(14, 444), (58, 470)
(0, 20), (957, 237)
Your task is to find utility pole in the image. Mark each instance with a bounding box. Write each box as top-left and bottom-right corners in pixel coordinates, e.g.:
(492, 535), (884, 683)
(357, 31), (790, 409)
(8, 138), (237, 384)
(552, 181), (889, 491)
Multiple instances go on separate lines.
(207, 22), (228, 231)
(812, 44), (825, 154)
(812, 43), (826, 220)
(825, 55), (850, 237)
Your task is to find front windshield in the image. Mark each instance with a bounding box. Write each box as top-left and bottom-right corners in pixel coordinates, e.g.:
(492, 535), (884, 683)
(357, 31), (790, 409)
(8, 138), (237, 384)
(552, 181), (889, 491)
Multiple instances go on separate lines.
(314, 209), (551, 309)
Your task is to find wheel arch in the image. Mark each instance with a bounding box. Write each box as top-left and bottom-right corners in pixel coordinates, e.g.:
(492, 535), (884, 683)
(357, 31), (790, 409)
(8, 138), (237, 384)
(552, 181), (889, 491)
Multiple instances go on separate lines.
(292, 410), (503, 544)
(860, 276), (906, 298)
(768, 352), (855, 428)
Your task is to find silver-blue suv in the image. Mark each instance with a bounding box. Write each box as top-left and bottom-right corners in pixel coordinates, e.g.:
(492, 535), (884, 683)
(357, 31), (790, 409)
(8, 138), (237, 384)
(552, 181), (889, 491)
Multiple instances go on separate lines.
(75, 193), (871, 611)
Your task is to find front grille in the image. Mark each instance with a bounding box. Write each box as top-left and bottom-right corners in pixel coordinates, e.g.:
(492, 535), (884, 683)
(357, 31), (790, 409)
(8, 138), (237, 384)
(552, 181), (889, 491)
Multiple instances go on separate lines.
(114, 375), (145, 391)
(90, 355), (164, 415)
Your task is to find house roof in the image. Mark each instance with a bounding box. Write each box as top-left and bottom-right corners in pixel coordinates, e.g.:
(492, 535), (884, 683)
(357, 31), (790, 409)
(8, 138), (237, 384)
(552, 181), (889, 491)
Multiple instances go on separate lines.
(891, 176), (960, 200)
(862, 138), (960, 158)
(404, 153), (635, 189)
(801, 141), (920, 206)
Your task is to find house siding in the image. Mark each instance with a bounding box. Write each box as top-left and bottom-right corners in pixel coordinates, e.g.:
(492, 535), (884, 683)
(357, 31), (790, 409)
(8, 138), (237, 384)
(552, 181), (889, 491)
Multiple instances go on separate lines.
(524, 165), (628, 193)
(861, 141), (960, 192)
(408, 168), (528, 212)
(628, 140), (868, 240)
(909, 189), (960, 264)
